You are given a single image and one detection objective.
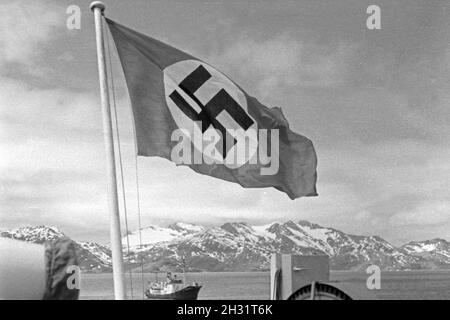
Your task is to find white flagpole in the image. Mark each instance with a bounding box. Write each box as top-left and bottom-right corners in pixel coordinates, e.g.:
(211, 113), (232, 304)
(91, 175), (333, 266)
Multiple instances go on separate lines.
(90, 1), (126, 300)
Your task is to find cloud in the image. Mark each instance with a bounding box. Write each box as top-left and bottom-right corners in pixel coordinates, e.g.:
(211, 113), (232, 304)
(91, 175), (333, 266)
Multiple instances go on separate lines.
(303, 136), (450, 244)
(1, 0), (448, 246)
(0, 0), (61, 67)
(389, 201), (450, 227)
(57, 52), (75, 62)
(210, 34), (357, 97)
(0, 77), (108, 232)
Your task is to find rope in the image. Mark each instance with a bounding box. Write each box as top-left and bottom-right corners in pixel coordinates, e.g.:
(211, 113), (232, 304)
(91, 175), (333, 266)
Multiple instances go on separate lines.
(103, 17), (134, 299)
(103, 16), (146, 299)
(127, 90), (145, 299)
(133, 140), (146, 300)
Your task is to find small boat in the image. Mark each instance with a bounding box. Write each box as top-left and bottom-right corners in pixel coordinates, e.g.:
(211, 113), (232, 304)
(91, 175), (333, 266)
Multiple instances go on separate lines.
(145, 272), (202, 300)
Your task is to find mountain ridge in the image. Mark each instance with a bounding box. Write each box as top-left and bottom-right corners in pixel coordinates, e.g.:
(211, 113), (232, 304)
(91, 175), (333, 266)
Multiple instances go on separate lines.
(1, 221), (449, 272)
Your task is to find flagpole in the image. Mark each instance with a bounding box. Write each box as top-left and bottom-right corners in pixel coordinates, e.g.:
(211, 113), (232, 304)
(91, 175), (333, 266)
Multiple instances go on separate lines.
(90, 1), (126, 300)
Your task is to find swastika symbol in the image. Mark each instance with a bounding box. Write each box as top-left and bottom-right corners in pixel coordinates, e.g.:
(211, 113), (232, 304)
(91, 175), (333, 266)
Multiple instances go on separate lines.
(169, 65), (254, 158)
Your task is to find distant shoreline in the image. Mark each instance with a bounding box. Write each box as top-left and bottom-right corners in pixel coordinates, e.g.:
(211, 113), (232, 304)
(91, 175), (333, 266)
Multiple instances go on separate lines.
(79, 270), (450, 300)
(81, 269), (450, 274)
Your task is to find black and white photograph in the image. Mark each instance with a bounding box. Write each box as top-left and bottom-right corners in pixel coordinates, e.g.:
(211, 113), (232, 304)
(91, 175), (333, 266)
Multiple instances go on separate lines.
(0, 0), (449, 306)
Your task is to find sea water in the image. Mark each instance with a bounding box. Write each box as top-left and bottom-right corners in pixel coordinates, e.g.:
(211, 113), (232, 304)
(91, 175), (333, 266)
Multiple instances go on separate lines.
(79, 271), (450, 300)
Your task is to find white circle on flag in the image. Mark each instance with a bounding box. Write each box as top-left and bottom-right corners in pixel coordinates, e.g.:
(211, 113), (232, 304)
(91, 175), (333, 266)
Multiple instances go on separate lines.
(163, 59), (258, 168)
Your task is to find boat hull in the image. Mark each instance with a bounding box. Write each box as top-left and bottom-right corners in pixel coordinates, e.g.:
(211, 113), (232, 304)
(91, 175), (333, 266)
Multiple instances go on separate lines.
(145, 285), (202, 300)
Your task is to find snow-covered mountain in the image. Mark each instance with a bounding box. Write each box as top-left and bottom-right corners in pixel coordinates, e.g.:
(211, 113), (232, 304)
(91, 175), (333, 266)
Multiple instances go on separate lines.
(124, 222), (205, 248)
(125, 220), (433, 272)
(2, 221), (449, 272)
(1, 225), (65, 243)
(0, 226), (112, 272)
(401, 238), (450, 268)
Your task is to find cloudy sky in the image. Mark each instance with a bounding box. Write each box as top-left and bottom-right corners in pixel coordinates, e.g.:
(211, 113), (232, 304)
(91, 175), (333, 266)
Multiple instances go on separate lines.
(1, 0), (449, 245)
